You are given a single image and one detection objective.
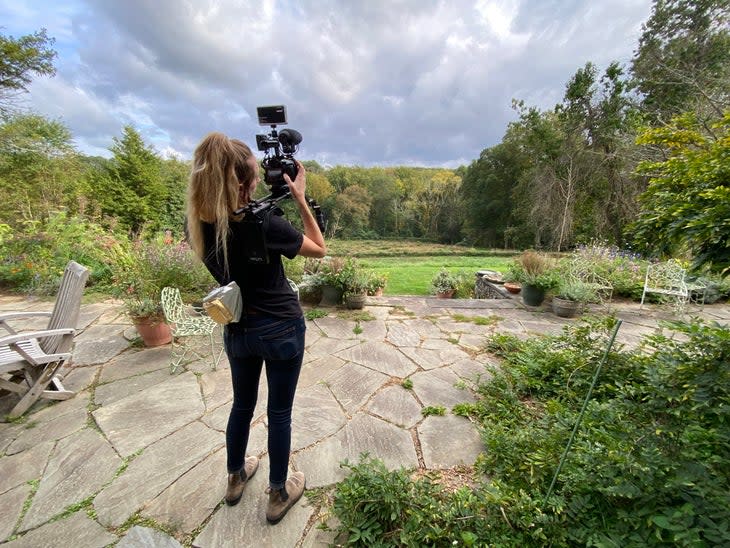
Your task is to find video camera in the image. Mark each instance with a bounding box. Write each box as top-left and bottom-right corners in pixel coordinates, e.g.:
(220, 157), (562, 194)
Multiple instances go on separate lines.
(255, 105), (301, 199)
(234, 105), (326, 264)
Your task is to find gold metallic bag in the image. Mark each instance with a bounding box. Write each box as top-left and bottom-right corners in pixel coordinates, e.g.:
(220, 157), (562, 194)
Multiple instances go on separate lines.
(202, 282), (242, 324)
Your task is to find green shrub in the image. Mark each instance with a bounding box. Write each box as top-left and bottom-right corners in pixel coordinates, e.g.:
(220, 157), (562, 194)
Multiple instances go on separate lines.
(453, 270), (476, 298)
(478, 318), (730, 545)
(330, 318), (730, 546)
(569, 242), (646, 299)
(110, 236), (215, 307)
(333, 456), (509, 547)
(0, 212), (127, 294)
(429, 268), (457, 295)
(507, 250), (560, 291)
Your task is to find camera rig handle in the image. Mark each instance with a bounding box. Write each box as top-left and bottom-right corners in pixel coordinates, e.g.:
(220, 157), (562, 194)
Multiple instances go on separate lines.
(308, 198), (327, 234)
(234, 193), (326, 234)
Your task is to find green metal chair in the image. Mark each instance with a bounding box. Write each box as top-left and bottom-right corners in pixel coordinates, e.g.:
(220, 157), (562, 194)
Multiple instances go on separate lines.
(161, 287), (223, 373)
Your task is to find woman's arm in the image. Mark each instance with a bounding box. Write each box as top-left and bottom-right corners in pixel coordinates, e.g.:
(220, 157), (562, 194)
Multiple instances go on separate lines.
(285, 161), (326, 258)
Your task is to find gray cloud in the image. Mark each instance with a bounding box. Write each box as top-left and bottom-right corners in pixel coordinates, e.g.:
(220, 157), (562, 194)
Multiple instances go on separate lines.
(8, 0), (652, 165)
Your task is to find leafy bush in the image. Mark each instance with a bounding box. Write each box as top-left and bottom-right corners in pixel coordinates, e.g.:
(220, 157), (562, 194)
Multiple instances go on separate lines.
(453, 270), (477, 298)
(332, 456), (498, 547)
(568, 242), (730, 302)
(426, 267), (478, 298)
(569, 242), (646, 299)
(0, 212), (127, 294)
(429, 268), (457, 294)
(296, 255), (387, 298)
(110, 236), (215, 318)
(554, 280), (598, 303)
(480, 318), (730, 545)
(330, 318), (730, 546)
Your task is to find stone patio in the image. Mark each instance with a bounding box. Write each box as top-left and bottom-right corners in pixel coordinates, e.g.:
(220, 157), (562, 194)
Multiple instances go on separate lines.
(1, 293), (728, 547)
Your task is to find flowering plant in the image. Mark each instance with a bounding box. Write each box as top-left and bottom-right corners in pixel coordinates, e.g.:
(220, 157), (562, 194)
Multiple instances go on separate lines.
(366, 272), (388, 295)
(320, 257), (357, 291)
(112, 236), (215, 322)
(429, 269), (458, 294)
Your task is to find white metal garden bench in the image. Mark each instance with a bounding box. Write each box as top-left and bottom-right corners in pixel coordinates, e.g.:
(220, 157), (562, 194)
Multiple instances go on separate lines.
(640, 262), (706, 309)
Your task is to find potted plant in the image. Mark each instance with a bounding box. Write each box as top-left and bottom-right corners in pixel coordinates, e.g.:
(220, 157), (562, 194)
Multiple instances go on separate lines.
(552, 279), (598, 318)
(343, 272), (370, 309)
(113, 240), (173, 346)
(294, 257), (324, 304)
(507, 251), (557, 306)
(430, 269), (458, 298)
(317, 257), (360, 307)
(366, 272), (388, 296)
(123, 295), (171, 346)
(298, 272), (325, 304)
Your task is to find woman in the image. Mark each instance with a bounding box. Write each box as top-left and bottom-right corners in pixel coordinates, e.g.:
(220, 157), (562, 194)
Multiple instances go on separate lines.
(186, 132), (326, 523)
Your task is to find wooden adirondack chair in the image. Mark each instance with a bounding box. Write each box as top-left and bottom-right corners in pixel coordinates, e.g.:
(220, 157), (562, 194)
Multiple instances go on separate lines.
(0, 261), (90, 418)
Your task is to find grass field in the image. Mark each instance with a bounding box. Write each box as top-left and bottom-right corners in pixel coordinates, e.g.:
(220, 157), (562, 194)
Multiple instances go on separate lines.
(323, 239), (517, 296)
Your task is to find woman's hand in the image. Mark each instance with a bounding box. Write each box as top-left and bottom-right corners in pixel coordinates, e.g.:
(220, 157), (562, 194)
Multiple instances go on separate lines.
(285, 159), (326, 257)
(284, 161), (306, 204)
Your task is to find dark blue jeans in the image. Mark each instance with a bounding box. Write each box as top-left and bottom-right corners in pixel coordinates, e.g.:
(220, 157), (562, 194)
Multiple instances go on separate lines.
(223, 315), (305, 490)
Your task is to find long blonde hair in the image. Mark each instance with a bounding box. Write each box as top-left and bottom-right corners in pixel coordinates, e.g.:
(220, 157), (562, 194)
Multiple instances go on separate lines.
(186, 132), (255, 274)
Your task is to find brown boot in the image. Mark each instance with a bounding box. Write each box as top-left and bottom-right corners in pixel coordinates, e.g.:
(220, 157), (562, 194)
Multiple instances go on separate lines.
(225, 456), (259, 506)
(265, 471), (306, 524)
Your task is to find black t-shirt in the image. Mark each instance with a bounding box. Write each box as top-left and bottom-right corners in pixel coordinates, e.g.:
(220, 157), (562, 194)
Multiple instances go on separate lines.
(201, 211), (304, 319)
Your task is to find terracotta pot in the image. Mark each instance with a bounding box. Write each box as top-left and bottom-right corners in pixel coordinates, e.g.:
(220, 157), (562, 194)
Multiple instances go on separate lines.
(134, 318), (172, 347)
(504, 282), (521, 294)
(436, 290), (455, 299)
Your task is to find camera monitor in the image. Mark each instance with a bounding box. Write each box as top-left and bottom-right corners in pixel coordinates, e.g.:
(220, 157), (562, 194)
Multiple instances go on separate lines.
(257, 105), (287, 126)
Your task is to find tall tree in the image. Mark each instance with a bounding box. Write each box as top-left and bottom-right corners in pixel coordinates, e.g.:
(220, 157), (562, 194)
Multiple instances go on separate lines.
(509, 103), (577, 249)
(630, 112), (730, 275)
(408, 170), (462, 242)
(361, 168), (399, 237)
(0, 113), (80, 224)
(508, 63), (640, 251)
(559, 62), (643, 243)
(631, 0), (730, 120)
(0, 29), (56, 115)
(159, 156), (190, 234)
(461, 140), (527, 248)
(329, 184), (372, 238)
(92, 126), (167, 236)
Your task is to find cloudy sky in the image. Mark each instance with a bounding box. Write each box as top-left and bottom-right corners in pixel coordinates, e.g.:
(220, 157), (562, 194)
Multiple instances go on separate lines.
(2, 0), (652, 167)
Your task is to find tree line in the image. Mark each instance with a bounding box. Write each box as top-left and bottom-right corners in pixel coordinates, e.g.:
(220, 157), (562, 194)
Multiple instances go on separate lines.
(1, 0), (728, 274)
(462, 0), (730, 257)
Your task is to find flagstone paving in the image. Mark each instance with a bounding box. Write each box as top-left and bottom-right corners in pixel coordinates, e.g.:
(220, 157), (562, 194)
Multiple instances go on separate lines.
(0, 293), (728, 547)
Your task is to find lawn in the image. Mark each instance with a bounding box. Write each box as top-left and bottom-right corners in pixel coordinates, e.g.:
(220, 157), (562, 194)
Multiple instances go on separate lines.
(324, 239), (516, 296)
